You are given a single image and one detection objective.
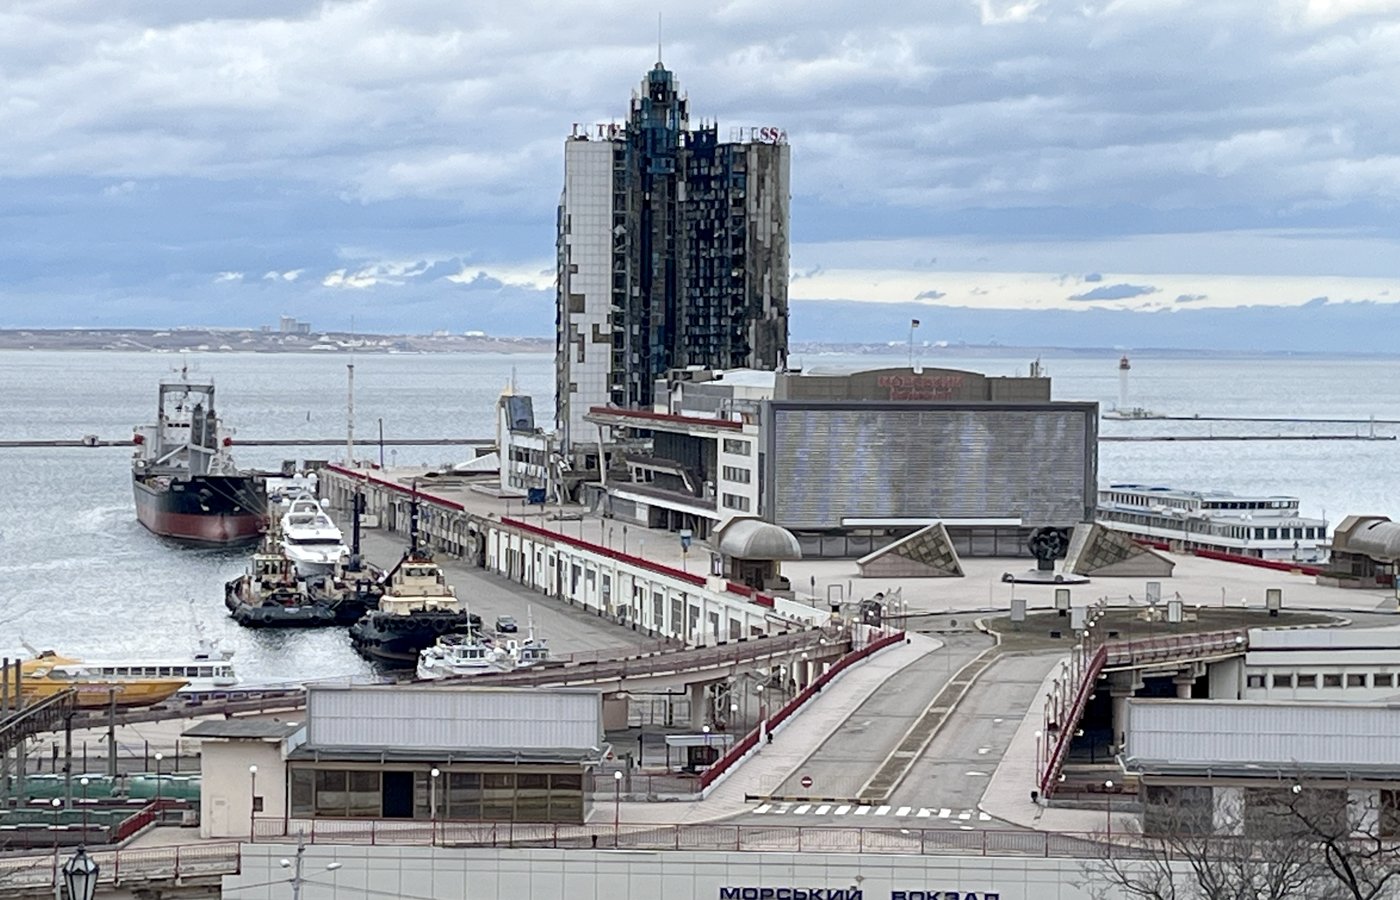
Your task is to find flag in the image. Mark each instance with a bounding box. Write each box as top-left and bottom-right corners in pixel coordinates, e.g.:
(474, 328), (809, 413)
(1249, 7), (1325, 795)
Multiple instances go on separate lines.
(911, 319), (920, 328)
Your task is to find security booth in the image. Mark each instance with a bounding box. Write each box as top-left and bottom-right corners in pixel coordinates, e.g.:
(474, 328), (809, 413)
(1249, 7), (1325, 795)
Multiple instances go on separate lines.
(664, 733), (735, 772)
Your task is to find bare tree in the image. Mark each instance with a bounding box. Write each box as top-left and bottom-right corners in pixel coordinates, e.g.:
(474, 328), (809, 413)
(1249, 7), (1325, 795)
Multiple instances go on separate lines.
(1082, 784), (1400, 900)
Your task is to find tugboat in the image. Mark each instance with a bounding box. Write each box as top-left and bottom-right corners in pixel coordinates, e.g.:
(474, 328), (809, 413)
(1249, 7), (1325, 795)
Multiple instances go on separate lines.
(224, 524), (336, 628)
(131, 371), (266, 546)
(348, 494), (479, 667)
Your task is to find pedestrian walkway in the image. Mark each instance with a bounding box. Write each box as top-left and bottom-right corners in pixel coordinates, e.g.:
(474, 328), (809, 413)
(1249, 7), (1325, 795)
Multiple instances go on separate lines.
(751, 801), (993, 824)
(977, 654), (1124, 833)
(614, 632), (942, 825)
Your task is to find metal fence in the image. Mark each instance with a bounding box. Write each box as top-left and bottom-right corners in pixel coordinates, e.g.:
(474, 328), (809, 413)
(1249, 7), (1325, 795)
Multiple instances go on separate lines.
(250, 818), (1132, 857)
(0, 842), (240, 890)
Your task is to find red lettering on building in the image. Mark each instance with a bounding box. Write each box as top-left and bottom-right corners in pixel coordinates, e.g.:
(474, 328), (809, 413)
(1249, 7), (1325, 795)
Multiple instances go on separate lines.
(876, 374), (966, 401)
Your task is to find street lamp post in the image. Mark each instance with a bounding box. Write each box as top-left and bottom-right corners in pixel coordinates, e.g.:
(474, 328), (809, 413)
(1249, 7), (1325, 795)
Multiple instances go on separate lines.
(248, 765), (258, 843)
(755, 684), (767, 741)
(61, 846), (100, 900)
(1104, 780), (1114, 841)
(79, 777), (90, 834)
(49, 798), (62, 900)
(612, 770), (623, 848)
(153, 752), (163, 808)
(429, 768), (441, 845)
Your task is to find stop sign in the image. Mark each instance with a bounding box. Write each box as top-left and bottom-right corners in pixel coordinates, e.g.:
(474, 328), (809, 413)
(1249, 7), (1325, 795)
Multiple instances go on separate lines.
(800, 775), (813, 789)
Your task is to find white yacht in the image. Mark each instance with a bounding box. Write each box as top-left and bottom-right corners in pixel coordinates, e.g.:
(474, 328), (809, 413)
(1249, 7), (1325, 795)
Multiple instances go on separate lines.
(1097, 483), (1329, 563)
(279, 494), (348, 577)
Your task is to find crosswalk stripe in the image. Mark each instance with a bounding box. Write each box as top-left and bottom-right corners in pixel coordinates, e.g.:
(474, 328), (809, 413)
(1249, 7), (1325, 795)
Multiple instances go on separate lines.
(815, 805), (831, 815)
(957, 811), (971, 820)
(978, 812), (991, 821)
(916, 808), (932, 818)
(875, 805), (891, 816)
(896, 806), (912, 816)
(855, 806), (870, 816)
(772, 804), (788, 815)
(938, 809), (951, 818)
(793, 804), (811, 815)
(754, 804), (771, 814)
(834, 805), (850, 815)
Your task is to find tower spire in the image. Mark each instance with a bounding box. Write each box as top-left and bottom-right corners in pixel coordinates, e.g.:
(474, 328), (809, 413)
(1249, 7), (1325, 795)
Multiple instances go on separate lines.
(657, 12), (663, 64)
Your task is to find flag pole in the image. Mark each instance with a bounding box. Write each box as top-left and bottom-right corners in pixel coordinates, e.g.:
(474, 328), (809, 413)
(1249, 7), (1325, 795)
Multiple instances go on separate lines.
(908, 318), (920, 370)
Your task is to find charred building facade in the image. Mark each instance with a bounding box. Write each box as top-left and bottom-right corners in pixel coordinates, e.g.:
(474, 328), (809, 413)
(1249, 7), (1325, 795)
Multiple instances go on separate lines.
(555, 62), (790, 450)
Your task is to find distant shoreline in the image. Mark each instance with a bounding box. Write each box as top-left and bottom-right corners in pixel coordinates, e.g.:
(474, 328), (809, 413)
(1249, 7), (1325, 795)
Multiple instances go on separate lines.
(1, 328), (1398, 360)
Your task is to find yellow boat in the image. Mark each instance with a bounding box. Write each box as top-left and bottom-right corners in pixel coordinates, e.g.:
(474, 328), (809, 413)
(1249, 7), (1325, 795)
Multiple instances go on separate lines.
(19, 652), (189, 709)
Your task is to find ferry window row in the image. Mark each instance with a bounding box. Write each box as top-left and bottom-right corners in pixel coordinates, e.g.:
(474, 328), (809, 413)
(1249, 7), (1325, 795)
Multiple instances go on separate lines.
(1249, 527), (1323, 540)
(1246, 671), (1398, 690)
(106, 666), (226, 678)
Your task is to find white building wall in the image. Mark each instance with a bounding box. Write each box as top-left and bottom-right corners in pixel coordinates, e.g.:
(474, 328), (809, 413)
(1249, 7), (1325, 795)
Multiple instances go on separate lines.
(198, 740), (286, 840)
(716, 428), (762, 524)
(558, 139), (616, 449)
(484, 521), (825, 645)
(228, 844), (1104, 900)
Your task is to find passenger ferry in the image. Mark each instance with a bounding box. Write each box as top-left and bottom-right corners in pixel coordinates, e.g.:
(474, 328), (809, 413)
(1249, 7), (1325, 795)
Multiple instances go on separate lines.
(1097, 483), (1329, 563)
(18, 639), (238, 708)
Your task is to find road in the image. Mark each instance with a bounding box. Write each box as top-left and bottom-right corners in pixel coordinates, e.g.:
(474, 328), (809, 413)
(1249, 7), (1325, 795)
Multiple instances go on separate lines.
(761, 633), (991, 800)
(358, 530), (656, 659)
(886, 653), (1060, 819)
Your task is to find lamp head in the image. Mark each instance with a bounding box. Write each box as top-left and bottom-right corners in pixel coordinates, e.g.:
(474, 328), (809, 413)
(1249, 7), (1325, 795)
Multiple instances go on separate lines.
(249, 764), (258, 775)
(430, 767), (440, 778)
(279, 859), (292, 868)
(612, 771), (622, 781)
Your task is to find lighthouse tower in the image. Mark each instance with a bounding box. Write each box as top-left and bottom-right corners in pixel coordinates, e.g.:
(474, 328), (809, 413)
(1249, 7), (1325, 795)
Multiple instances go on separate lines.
(1117, 355), (1131, 412)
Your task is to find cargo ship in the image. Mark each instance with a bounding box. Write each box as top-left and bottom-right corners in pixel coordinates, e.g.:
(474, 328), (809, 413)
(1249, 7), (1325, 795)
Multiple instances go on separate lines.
(131, 375), (266, 546)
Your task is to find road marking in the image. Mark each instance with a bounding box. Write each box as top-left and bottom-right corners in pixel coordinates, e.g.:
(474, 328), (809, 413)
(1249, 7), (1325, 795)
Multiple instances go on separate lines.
(815, 805), (831, 815)
(875, 805), (891, 816)
(793, 804), (811, 815)
(979, 812), (992, 821)
(916, 808), (932, 818)
(957, 811), (972, 820)
(855, 806), (870, 816)
(977, 748), (990, 755)
(964, 770), (989, 777)
(772, 804), (788, 815)
(938, 808), (951, 818)
(896, 806), (912, 816)
(754, 804), (771, 814)
(834, 805), (851, 816)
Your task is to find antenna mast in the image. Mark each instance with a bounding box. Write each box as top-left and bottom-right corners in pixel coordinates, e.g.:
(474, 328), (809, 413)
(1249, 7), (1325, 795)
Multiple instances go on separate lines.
(346, 362), (355, 465)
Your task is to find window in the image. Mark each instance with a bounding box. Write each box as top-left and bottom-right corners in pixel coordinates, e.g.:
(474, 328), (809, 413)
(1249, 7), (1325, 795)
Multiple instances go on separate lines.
(1296, 673), (1318, 689)
(1347, 673), (1366, 688)
(722, 438), (751, 456)
(1378, 672), (1397, 689)
(721, 493), (751, 512)
(1246, 674), (1266, 689)
(721, 465), (751, 484)
(1270, 673), (1294, 689)
(1323, 673), (1342, 688)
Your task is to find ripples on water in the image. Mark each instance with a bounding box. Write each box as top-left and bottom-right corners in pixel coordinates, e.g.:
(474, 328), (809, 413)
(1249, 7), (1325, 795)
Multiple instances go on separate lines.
(0, 349), (1395, 679)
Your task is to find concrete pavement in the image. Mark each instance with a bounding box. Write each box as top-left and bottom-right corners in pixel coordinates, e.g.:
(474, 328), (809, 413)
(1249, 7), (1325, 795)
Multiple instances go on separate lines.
(609, 632), (942, 825)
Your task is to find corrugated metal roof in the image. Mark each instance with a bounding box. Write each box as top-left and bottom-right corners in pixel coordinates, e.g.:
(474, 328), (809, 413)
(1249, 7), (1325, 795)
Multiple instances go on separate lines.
(305, 685), (602, 753)
(1127, 699), (1400, 771)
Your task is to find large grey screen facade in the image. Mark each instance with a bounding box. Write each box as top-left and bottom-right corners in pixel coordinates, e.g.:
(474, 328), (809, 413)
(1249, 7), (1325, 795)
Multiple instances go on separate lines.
(765, 402), (1098, 530)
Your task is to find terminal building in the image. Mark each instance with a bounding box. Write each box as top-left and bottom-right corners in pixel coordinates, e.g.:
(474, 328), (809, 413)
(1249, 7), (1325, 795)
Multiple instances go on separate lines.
(579, 365), (1097, 559)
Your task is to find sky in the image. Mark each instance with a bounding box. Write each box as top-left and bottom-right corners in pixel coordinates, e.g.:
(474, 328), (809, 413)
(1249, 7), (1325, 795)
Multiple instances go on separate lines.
(4, 0), (1400, 350)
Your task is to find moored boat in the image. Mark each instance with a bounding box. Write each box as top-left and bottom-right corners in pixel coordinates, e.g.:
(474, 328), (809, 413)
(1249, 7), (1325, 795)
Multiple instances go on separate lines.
(131, 373), (265, 546)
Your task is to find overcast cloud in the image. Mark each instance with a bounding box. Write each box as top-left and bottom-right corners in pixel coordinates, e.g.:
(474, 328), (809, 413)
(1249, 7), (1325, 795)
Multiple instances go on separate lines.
(3, 0), (1400, 346)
